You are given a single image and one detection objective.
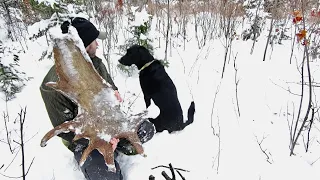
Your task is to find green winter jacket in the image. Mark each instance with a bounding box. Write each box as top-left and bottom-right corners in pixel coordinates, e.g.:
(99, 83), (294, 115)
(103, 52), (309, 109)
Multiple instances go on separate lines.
(40, 56), (118, 149)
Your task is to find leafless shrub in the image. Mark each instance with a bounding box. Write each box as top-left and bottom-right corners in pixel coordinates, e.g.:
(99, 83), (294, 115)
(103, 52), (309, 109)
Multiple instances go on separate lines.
(94, 0), (125, 77)
(217, 0), (244, 78)
(289, 3), (313, 156)
(0, 107), (35, 180)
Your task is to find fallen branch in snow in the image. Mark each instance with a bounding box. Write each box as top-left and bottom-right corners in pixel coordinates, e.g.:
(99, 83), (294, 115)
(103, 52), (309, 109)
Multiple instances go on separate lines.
(161, 163), (176, 180)
(255, 134), (273, 164)
(151, 164), (190, 172)
(151, 163), (186, 180)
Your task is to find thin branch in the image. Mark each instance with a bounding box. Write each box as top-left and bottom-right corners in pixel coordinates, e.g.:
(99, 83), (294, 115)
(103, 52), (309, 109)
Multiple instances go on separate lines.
(216, 116), (221, 173)
(4, 148), (20, 172)
(0, 157), (34, 179)
(24, 132), (39, 144)
(306, 107), (315, 152)
(18, 107), (27, 180)
(3, 109), (13, 153)
(176, 169), (186, 180)
(286, 101), (295, 150)
(0, 172), (24, 179)
(188, 44), (207, 77)
(286, 81), (320, 88)
(159, 163), (185, 180)
(211, 81), (221, 135)
(151, 165), (190, 172)
(233, 52), (240, 117)
(310, 156), (320, 166)
(125, 91), (142, 115)
(172, 45), (186, 74)
(255, 135), (273, 164)
(269, 79), (301, 96)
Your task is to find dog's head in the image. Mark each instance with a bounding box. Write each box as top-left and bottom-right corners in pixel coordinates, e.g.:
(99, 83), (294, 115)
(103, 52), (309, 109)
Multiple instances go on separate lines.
(119, 45), (154, 70)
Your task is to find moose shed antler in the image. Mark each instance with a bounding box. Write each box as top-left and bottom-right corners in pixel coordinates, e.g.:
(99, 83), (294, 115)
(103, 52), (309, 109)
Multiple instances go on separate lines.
(40, 34), (145, 172)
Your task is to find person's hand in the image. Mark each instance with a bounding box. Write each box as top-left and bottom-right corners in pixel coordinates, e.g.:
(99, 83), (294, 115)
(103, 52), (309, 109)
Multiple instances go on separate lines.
(114, 90), (123, 102)
(110, 137), (120, 151)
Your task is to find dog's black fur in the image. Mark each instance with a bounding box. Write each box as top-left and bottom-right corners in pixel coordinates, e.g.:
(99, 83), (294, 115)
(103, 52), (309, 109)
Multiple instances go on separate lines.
(119, 45), (195, 133)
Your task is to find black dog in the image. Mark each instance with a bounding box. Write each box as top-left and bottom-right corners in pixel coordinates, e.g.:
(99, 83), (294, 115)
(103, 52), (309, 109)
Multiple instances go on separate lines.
(119, 45), (195, 133)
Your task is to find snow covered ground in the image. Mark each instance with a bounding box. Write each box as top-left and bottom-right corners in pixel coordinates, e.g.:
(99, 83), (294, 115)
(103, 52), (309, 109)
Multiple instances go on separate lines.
(1, 4), (320, 180)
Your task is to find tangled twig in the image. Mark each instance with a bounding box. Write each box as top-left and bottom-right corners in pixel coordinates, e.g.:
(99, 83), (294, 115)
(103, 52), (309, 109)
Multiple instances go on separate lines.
(150, 163), (188, 180)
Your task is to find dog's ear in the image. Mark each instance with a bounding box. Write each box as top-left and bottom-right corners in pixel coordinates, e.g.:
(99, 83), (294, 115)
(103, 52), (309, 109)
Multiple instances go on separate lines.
(138, 46), (154, 63)
(118, 46), (137, 66)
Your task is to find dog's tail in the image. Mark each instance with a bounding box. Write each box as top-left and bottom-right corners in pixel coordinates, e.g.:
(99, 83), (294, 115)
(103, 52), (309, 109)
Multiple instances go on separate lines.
(183, 101), (195, 127)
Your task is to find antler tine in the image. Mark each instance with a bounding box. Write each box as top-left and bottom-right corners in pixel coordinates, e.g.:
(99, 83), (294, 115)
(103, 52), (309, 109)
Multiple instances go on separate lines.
(79, 141), (96, 166)
(79, 138), (117, 172)
(126, 133), (144, 155)
(72, 134), (87, 142)
(116, 132), (145, 155)
(40, 121), (79, 147)
(95, 139), (117, 172)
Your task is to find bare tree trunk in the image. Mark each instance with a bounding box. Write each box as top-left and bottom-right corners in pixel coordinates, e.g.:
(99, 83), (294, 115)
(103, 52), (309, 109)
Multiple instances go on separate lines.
(305, 107), (314, 152)
(221, 15), (234, 79)
(164, 0), (170, 61)
(250, 0), (263, 54)
(194, 12), (201, 49)
(290, 45), (313, 156)
(290, 26), (297, 64)
(2, 1), (16, 41)
(263, 18), (274, 61)
(18, 108), (26, 180)
(183, 16), (187, 50)
(290, 9), (313, 155)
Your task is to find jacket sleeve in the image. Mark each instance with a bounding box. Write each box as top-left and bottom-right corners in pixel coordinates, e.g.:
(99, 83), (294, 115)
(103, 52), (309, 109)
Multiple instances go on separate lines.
(92, 57), (118, 90)
(40, 66), (77, 143)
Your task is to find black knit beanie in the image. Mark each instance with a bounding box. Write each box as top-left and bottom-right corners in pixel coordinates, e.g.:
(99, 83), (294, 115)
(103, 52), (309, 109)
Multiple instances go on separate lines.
(60, 17), (99, 48)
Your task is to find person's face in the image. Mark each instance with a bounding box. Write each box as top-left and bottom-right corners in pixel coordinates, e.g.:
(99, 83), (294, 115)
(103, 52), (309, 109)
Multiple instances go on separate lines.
(86, 40), (98, 58)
